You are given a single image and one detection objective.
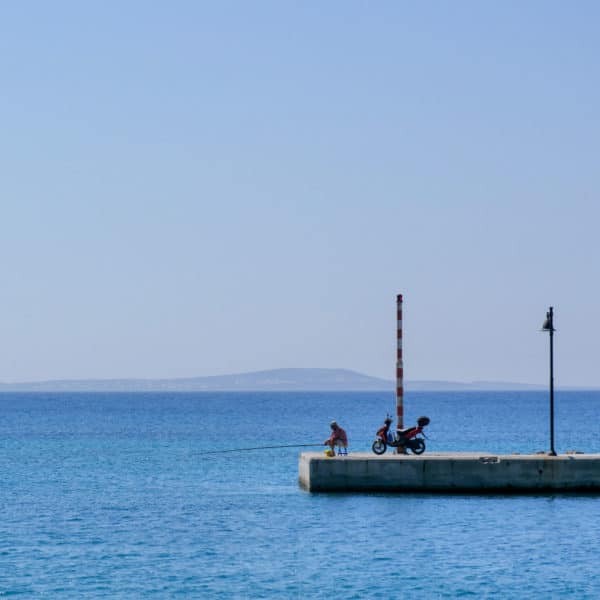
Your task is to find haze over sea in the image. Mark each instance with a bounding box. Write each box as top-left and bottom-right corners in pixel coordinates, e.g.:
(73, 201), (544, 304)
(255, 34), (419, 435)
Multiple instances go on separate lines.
(2, 390), (599, 598)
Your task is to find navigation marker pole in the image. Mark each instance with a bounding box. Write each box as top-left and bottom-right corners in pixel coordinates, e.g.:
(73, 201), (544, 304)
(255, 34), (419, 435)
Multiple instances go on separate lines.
(541, 306), (557, 456)
(396, 294), (404, 442)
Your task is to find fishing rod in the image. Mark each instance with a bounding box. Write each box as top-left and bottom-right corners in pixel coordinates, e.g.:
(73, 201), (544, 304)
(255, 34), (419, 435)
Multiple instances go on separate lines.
(196, 443), (323, 456)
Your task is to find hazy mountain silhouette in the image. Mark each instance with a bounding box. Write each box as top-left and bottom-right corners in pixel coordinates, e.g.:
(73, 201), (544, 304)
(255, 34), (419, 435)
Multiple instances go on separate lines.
(0, 368), (553, 392)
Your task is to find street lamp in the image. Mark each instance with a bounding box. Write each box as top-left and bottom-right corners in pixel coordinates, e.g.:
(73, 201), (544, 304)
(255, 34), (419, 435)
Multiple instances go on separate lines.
(541, 306), (556, 456)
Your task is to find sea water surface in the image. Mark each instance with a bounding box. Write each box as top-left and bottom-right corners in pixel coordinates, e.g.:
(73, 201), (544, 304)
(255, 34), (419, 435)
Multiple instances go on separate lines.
(1, 391), (599, 598)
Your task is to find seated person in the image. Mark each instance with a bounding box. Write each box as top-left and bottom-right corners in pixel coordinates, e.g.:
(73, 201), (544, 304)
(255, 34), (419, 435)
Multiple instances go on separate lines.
(324, 421), (348, 455)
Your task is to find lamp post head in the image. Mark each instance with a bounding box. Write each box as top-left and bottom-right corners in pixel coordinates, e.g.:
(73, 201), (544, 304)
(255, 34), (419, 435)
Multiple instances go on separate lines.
(541, 306), (555, 332)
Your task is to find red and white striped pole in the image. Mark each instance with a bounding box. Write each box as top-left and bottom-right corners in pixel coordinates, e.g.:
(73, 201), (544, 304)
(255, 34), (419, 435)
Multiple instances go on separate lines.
(396, 293), (404, 432)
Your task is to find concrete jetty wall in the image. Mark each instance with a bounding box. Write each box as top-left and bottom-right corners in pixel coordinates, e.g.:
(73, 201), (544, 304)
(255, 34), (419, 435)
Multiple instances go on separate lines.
(299, 452), (600, 493)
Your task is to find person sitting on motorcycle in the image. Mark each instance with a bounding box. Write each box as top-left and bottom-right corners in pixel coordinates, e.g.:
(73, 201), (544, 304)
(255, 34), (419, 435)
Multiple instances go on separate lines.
(324, 421), (348, 455)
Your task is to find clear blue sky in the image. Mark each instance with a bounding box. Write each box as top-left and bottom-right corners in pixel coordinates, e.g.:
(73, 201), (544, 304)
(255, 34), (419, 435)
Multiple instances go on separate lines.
(1, 1), (599, 385)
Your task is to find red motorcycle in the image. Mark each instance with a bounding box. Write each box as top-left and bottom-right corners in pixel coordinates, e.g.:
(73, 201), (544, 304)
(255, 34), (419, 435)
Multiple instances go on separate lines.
(372, 415), (430, 455)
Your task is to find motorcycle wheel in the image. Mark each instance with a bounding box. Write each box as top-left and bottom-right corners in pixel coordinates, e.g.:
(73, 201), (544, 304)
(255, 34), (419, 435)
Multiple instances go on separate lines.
(410, 439), (426, 455)
(372, 439), (387, 455)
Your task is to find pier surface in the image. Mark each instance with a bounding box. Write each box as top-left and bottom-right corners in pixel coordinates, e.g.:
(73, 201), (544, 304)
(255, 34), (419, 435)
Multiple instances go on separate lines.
(299, 452), (600, 493)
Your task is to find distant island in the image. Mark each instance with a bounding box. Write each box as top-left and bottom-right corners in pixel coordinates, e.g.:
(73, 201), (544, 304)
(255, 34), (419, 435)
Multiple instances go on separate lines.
(0, 368), (554, 392)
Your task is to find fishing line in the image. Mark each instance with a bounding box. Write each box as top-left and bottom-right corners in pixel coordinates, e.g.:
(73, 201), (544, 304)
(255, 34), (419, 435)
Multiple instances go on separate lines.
(196, 443), (323, 456)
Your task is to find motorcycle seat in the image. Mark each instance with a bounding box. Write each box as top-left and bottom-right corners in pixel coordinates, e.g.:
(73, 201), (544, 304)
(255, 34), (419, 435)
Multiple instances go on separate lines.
(397, 428), (414, 435)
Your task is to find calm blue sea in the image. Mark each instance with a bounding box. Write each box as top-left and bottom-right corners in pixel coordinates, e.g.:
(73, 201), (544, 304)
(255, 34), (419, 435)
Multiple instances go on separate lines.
(1, 391), (599, 598)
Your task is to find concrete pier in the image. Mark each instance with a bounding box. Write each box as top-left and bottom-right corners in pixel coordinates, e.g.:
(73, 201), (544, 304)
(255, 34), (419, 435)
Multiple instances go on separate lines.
(299, 452), (600, 493)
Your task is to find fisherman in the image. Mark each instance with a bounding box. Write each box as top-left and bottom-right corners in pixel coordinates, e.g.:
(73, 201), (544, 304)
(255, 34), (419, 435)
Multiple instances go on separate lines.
(324, 421), (348, 455)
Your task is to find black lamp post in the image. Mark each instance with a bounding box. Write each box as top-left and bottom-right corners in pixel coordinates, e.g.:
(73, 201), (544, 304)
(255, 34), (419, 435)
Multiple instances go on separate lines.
(541, 306), (556, 456)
